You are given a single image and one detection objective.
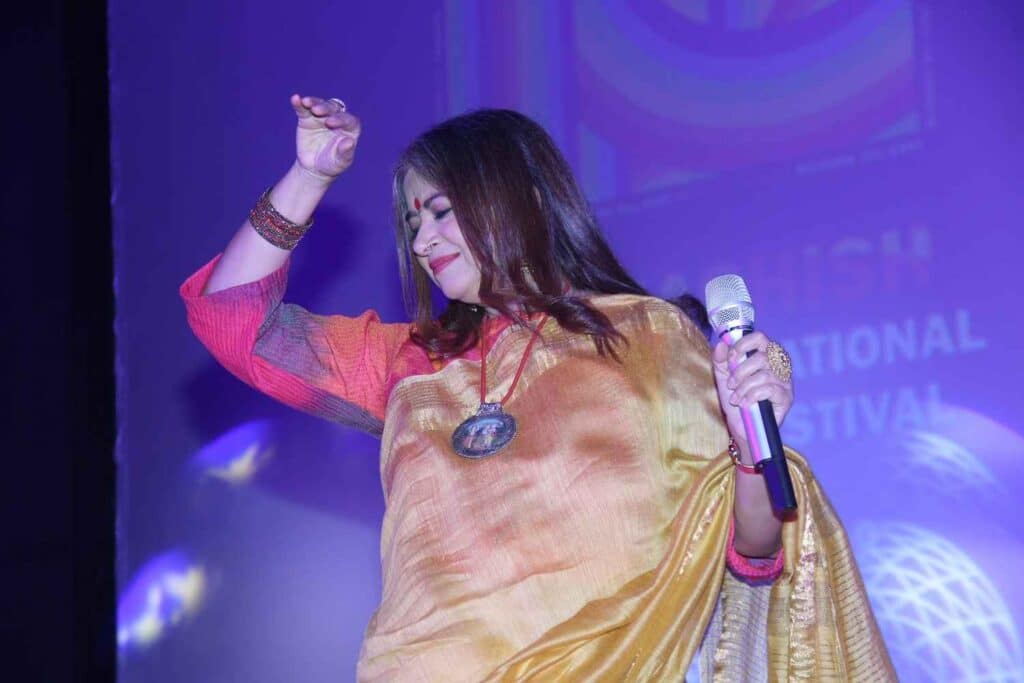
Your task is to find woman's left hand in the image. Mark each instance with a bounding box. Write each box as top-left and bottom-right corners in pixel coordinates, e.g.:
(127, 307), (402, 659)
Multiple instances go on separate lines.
(711, 332), (794, 447)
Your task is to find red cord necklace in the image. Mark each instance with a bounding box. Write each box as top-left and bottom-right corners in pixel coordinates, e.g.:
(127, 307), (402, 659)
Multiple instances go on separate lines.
(451, 313), (549, 458)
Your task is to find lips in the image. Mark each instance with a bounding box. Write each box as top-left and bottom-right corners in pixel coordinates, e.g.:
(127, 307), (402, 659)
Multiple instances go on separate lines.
(429, 253), (459, 275)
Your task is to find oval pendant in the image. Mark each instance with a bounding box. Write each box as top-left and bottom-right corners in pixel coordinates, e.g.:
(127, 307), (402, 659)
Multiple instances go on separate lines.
(452, 402), (517, 459)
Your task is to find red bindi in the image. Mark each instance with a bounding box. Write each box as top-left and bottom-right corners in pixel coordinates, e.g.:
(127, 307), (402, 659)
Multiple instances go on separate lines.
(414, 197), (421, 210)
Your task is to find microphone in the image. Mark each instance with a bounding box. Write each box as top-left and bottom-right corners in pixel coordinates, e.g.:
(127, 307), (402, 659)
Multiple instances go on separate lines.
(705, 274), (797, 512)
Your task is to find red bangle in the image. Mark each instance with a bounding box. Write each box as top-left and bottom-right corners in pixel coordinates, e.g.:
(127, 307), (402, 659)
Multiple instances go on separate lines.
(727, 516), (784, 580)
(249, 187), (313, 250)
(728, 438), (760, 474)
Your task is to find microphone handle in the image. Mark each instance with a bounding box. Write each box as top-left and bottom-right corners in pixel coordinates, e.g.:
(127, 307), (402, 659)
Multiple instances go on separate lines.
(752, 398), (798, 512)
(728, 328), (798, 512)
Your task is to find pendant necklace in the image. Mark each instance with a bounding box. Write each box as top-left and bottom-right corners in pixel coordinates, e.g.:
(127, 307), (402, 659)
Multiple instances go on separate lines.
(451, 313), (549, 459)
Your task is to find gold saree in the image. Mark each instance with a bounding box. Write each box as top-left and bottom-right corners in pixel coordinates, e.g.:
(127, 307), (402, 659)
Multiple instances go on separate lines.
(357, 295), (894, 682)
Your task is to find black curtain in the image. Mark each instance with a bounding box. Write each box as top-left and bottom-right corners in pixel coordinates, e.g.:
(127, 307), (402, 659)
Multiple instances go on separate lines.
(3, 1), (115, 680)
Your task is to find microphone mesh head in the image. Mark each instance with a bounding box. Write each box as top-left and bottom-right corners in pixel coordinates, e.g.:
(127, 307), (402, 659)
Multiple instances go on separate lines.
(705, 274), (755, 334)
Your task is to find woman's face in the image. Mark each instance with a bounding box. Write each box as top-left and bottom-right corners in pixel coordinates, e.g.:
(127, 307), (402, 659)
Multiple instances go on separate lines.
(402, 170), (483, 305)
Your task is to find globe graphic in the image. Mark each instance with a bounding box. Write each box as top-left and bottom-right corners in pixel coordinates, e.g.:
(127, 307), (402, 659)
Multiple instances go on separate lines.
(854, 522), (1024, 682)
(893, 430), (1008, 508)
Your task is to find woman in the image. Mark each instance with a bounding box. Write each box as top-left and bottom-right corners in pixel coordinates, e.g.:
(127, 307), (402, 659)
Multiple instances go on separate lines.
(181, 95), (894, 681)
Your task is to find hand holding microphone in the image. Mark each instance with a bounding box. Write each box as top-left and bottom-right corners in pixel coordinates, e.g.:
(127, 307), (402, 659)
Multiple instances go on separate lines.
(705, 275), (798, 512)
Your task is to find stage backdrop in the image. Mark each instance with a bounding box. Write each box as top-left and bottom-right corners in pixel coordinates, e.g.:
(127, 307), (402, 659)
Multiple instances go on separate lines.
(110, 1), (1023, 681)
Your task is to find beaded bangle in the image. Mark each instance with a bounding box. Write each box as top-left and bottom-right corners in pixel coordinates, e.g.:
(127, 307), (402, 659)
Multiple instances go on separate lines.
(248, 187), (313, 250)
(728, 438), (760, 475)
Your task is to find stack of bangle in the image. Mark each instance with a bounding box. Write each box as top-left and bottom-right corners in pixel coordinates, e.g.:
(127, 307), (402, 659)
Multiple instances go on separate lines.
(249, 187), (313, 250)
(728, 438), (760, 475)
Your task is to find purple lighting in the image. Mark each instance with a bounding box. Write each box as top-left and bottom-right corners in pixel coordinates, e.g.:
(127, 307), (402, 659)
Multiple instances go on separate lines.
(188, 419), (277, 485)
(117, 550), (207, 653)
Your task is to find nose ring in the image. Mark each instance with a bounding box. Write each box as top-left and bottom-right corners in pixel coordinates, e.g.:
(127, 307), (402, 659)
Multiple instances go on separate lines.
(417, 239), (438, 257)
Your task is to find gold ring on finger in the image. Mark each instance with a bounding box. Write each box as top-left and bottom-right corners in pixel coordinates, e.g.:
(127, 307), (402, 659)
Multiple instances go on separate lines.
(766, 341), (792, 383)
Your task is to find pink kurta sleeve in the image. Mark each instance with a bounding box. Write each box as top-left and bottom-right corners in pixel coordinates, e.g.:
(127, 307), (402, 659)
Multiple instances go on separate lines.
(180, 254), (412, 436)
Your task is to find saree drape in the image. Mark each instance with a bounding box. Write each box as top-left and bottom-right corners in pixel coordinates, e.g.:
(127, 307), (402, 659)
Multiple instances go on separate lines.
(359, 297), (894, 681)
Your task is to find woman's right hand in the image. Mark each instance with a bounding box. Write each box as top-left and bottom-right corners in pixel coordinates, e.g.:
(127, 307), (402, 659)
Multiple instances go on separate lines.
(291, 94), (361, 181)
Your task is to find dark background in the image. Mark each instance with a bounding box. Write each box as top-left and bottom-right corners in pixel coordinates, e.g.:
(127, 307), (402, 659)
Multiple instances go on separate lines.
(4, 0), (115, 680)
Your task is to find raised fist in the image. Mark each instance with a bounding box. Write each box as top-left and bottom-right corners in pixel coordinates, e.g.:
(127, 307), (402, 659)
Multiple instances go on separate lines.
(291, 94), (361, 180)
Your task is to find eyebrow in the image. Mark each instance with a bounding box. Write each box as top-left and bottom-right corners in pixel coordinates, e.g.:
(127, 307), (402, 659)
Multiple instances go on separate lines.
(422, 192), (446, 208)
(404, 192), (448, 222)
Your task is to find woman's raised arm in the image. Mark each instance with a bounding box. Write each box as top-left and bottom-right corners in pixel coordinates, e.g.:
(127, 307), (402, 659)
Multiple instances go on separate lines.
(203, 94), (361, 294)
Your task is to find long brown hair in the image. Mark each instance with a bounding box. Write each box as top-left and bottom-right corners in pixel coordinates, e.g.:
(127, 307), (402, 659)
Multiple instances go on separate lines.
(392, 109), (705, 356)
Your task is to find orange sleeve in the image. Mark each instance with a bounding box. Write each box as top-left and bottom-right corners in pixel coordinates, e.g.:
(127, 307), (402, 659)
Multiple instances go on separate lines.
(180, 254), (413, 436)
